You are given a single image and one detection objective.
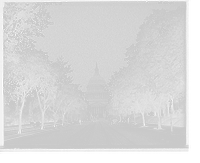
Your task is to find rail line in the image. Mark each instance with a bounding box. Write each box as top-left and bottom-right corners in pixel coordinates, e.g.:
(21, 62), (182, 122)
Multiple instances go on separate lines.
(61, 123), (95, 146)
(83, 124), (96, 146)
(103, 122), (135, 145)
(100, 122), (112, 145)
(61, 121), (135, 148)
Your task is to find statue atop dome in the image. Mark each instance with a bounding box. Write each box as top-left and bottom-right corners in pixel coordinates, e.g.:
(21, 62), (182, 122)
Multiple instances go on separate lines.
(95, 62), (99, 75)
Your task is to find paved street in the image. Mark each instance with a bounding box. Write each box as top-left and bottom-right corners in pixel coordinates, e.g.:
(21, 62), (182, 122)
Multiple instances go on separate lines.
(3, 120), (187, 149)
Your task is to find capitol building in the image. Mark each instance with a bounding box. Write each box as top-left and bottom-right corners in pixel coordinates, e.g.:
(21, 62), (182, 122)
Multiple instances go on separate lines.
(85, 63), (111, 119)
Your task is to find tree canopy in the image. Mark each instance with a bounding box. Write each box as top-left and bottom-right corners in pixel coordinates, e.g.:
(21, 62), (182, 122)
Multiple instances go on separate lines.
(3, 2), (52, 61)
(109, 7), (185, 127)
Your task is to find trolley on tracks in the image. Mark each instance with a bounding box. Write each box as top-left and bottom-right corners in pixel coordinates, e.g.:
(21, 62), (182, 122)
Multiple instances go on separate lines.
(92, 114), (97, 122)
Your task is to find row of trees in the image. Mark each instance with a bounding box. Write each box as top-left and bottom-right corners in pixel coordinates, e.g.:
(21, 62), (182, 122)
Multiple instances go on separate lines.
(5, 49), (87, 133)
(3, 3), (87, 134)
(109, 8), (185, 130)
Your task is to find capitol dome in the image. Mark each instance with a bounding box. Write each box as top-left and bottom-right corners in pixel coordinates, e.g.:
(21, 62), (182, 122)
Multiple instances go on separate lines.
(87, 64), (107, 92)
(85, 63), (110, 118)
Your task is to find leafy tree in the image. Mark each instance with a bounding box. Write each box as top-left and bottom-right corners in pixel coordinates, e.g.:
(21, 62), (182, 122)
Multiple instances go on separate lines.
(59, 84), (77, 125)
(50, 84), (86, 125)
(50, 58), (71, 127)
(74, 98), (88, 122)
(3, 2), (52, 61)
(29, 50), (57, 129)
(109, 7), (185, 129)
(126, 8), (185, 111)
(7, 56), (41, 133)
(110, 68), (151, 125)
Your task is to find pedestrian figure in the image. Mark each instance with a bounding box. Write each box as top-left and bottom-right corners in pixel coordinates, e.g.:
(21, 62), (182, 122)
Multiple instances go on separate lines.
(79, 119), (82, 125)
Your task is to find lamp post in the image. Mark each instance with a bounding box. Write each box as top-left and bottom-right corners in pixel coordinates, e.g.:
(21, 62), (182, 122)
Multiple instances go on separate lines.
(169, 99), (173, 132)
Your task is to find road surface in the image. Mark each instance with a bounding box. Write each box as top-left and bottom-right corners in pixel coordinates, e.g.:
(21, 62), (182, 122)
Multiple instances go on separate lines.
(3, 120), (187, 149)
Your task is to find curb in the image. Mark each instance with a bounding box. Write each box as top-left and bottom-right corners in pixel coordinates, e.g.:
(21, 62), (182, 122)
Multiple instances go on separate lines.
(4, 123), (76, 141)
(129, 123), (186, 135)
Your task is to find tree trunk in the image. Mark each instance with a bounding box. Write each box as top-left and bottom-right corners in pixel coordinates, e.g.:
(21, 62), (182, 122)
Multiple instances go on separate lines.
(66, 113), (69, 124)
(141, 112), (146, 127)
(133, 113), (136, 125)
(127, 117), (130, 124)
(52, 102), (57, 127)
(170, 114), (173, 132)
(18, 109), (23, 134)
(157, 111), (162, 130)
(122, 116), (125, 123)
(37, 90), (44, 129)
(18, 97), (25, 134)
(171, 97), (174, 113)
(62, 113), (66, 126)
(167, 100), (170, 117)
(70, 113), (73, 123)
(119, 115), (122, 122)
(53, 113), (57, 127)
(41, 110), (45, 130)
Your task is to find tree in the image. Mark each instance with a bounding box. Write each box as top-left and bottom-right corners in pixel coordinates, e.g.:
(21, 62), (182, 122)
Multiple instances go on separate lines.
(60, 84), (77, 125)
(50, 58), (71, 127)
(3, 2), (52, 62)
(75, 98), (88, 123)
(51, 86), (85, 126)
(7, 56), (40, 134)
(29, 50), (57, 130)
(110, 66), (152, 126)
(108, 6), (186, 131)
(112, 7), (186, 129)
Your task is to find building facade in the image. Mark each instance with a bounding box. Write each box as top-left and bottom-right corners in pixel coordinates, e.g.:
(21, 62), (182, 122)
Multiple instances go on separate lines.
(85, 63), (110, 119)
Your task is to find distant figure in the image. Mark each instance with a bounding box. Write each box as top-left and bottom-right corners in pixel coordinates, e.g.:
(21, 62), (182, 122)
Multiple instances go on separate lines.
(79, 119), (82, 125)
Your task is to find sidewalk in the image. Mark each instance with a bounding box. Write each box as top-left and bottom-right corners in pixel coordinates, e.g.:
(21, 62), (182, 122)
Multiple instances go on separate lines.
(129, 122), (186, 135)
(4, 122), (74, 141)
(4, 124), (64, 136)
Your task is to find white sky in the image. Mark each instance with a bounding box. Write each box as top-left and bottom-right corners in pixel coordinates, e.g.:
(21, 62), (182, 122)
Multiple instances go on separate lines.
(35, 2), (183, 91)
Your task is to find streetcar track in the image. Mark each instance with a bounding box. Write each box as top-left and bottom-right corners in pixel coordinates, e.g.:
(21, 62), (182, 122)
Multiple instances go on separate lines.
(61, 125), (93, 145)
(100, 123), (111, 145)
(61, 121), (95, 146)
(100, 122), (122, 145)
(83, 124), (95, 146)
(61, 119), (134, 147)
(101, 122), (134, 145)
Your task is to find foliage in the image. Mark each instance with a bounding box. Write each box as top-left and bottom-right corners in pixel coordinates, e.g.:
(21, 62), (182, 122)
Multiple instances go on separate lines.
(58, 84), (88, 125)
(3, 2), (52, 61)
(5, 55), (43, 120)
(3, 3), (87, 131)
(109, 7), (185, 126)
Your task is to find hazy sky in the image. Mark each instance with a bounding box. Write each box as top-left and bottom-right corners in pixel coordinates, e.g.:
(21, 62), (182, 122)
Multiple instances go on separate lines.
(35, 2), (182, 91)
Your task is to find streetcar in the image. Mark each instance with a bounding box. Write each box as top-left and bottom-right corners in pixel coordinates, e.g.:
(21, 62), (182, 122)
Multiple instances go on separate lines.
(92, 114), (97, 122)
